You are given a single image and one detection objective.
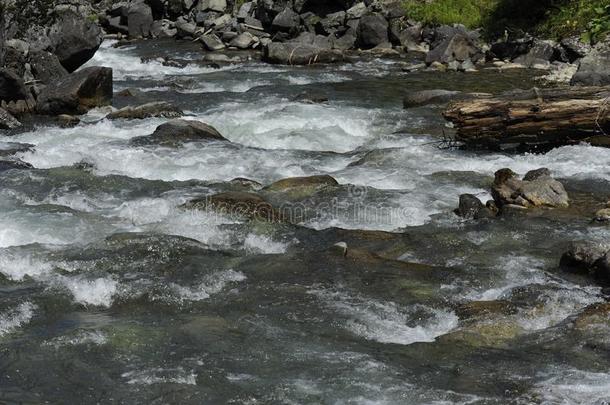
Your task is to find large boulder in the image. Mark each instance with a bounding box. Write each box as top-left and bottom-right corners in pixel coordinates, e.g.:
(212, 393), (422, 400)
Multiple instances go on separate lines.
(0, 69), (29, 103)
(426, 32), (482, 65)
(128, 2), (154, 38)
(28, 51), (69, 85)
(560, 241), (610, 281)
(454, 194), (496, 219)
(571, 39), (610, 86)
(357, 13), (388, 49)
(36, 67), (113, 115)
(271, 7), (300, 33)
(491, 168), (569, 209)
(107, 102), (183, 120)
(513, 39), (557, 68)
(131, 119), (226, 146)
(48, 10), (103, 73)
(263, 42), (345, 65)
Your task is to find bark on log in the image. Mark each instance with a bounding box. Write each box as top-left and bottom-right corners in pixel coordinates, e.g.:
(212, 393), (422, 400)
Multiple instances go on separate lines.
(443, 86), (610, 148)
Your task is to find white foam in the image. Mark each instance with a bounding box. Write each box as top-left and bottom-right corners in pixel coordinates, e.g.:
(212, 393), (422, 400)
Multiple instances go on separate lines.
(122, 367), (197, 385)
(310, 288), (458, 345)
(0, 250), (53, 281)
(533, 368), (610, 405)
(0, 302), (36, 337)
(243, 233), (289, 254)
(44, 330), (108, 347)
(161, 269), (246, 303)
(57, 276), (119, 307)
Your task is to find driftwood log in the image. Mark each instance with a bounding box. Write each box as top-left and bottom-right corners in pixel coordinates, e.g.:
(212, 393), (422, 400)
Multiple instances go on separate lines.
(443, 86), (610, 148)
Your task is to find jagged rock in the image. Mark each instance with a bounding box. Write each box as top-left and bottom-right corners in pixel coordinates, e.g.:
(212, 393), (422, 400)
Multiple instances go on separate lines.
(130, 119), (226, 146)
(571, 39), (610, 86)
(263, 42), (345, 65)
(560, 36), (591, 63)
(107, 102), (183, 120)
(357, 13), (388, 49)
(36, 67), (113, 115)
(316, 11), (346, 36)
(128, 2), (154, 38)
(200, 34), (226, 51)
(426, 32), (482, 65)
(28, 51), (69, 85)
(488, 36), (533, 60)
(230, 32), (256, 49)
(491, 168), (569, 209)
(0, 108), (22, 130)
(176, 19), (198, 38)
(237, 2), (255, 21)
(346, 2), (367, 19)
(454, 194), (496, 219)
(48, 10), (103, 72)
(0, 69), (29, 103)
(183, 191), (284, 222)
(272, 7), (300, 32)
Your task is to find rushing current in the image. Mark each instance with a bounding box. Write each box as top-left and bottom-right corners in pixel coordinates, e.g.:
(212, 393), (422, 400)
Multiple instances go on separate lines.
(1, 39), (610, 404)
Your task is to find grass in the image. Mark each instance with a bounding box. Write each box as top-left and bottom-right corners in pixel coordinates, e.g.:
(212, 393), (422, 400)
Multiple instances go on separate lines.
(403, 0), (610, 42)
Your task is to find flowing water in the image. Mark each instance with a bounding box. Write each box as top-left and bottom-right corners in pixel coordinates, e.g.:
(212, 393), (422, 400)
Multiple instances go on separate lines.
(1, 39), (610, 404)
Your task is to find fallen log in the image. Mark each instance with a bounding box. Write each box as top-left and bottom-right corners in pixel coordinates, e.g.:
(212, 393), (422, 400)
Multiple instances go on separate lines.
(443, 86), (610, 149)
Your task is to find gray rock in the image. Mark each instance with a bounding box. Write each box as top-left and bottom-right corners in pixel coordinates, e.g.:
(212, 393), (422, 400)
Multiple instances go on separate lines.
(237, 1), (255, 21)
(176, 19), (198, 38)
(403, 89), (491, 108)
(491, 168), (569, 209)
(37, 67), (113, 115)
(0, 160), (32, 172)
(426, 33), (481, 64)
(28, 51), (69, 85)
(230, 32), (256, 49)
(560, 36), (591, 62)
(0, 69), (29, 103)
(346, 2), (367, 19)
(560, 241), (610, 273)
(48, 10), (103, 73)
(128, 2), (154, 38)
(131, 119), (226, 147)
(272, 7), (300, 33)
(5, 39), (30, 57)
(571, 39), (610, 86)
(316, 11), (346, 36)
(107, 102), (183, 120)
(106, 16), (130, 35)
(357, 13), (388, 49)
(0, 108), (22, 130)
(199, 0), (227, 12)
(263, 42), (345, 65)
(333, 30), (357, 50)
(513, 39), (557, 68)
(200, 34), (226, 51)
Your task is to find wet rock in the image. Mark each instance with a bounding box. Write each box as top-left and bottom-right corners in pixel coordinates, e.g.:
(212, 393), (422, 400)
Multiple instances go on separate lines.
(0, 69), (29, 103)
(183, 191), (284, 222)
(264, 175), (339, 194)
(107, 102), (183, 120)
(293, 91), (329, 103)
(131, 119), (226, 147)
(128, 2), (154, 38)
(0, 108), (22, 130)
(229, 177), (263, 190)
(571, 38), (610, 86)
(454, 194), (496, 219)
(36, 67), (113, 115)
(28, 51), (69, 85)
(57, 114), (81, 128)
(48, 10), (103, 72)
(426, 32), (482, 65)
(0, 142), (32, 157)
(456, 300), (517, 320)
(357, 13), (388, 49)
(560, 241), (610, 273)
(573, 302), (610, 329)
(593, 207), (610, 223)
(330, 241), (348, 258)
(0, 159), (33, 172)
(491, 168), (569, 209)
(263, 43), (345, 65)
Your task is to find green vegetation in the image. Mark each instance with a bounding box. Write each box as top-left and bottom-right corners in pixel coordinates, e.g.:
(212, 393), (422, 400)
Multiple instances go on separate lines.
(403, 0), (610, 42)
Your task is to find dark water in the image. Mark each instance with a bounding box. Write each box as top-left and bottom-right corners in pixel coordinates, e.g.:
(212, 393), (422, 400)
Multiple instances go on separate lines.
(0, 39), (609, 404)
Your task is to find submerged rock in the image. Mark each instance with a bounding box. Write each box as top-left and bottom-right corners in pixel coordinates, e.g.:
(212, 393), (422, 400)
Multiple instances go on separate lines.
(107, 102), (183, 120)
(491, 168), (569, 209)
(37, 67), (113, 115)
(183, 191), (284, 222)
(0, 159), (33, 172)
(263, 43), (345, 65)
(131, 119), (226, 146)
(264, 175), (339, 199)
